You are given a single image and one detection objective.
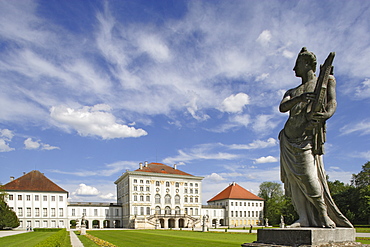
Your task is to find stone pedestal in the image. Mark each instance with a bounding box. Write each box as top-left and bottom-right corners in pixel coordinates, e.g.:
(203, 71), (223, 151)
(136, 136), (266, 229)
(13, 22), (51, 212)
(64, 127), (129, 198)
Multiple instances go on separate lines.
(80, 225), (86, 235)
(241, 228), (363, 247)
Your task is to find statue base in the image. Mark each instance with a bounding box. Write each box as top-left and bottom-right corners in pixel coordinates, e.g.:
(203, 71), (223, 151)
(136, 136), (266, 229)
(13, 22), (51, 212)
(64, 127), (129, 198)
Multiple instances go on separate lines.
(80, 225), (86, 235)
(241, 228), (367, 247)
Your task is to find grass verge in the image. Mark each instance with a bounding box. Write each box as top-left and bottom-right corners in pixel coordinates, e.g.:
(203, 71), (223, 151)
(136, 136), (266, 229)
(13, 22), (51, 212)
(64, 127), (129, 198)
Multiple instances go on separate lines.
(0, 232), (54, 247)
(89, 230), (256, 247)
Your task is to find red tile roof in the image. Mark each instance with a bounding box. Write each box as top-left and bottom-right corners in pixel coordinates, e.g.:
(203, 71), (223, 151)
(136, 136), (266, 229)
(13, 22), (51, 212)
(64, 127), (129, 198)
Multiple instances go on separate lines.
(2, 170), (68, 193)
(207, 182), (263, 202)
(134, 162), (194, 176)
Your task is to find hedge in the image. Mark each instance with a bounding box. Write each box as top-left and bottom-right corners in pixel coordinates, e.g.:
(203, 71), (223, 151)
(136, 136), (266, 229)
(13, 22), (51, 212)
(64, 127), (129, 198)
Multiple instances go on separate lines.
(33, 228), (71, 247)
(33, 228), (64, 232)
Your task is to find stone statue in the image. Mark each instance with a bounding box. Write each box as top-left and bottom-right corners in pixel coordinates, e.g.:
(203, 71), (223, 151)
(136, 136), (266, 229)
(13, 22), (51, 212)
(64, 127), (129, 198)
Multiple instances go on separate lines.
(81, 214), (86, 226)
(279, 47), (353, 228)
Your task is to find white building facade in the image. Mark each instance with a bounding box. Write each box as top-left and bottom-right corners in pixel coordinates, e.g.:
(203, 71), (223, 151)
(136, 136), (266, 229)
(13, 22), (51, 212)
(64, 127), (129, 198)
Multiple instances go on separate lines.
(115, 162), (204, 229)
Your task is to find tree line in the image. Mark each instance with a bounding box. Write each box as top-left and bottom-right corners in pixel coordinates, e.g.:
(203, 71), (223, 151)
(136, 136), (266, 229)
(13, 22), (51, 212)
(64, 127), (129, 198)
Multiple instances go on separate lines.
(258, 161), (370, 226)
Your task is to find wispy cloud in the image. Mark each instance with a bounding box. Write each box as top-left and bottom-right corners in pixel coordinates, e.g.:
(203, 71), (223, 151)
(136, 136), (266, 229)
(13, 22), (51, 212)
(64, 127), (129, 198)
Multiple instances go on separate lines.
(24, 138), (60, 151)
(340, 120), (370, 135)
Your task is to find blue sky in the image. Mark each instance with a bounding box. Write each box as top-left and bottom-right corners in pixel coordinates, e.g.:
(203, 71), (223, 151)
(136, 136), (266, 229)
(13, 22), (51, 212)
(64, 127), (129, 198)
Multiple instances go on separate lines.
(1, 0), (370, 204)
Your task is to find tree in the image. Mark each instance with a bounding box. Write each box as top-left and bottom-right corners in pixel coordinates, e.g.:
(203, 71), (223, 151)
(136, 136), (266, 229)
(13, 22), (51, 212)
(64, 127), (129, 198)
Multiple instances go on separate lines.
(351, 162), (370, 224)
(0, 186), (20, 229)
(258, 182), (284, 225)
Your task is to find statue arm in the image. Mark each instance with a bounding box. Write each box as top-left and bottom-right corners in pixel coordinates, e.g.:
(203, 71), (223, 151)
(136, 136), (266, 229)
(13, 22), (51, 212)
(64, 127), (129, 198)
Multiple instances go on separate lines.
(279, 89), (315, 113)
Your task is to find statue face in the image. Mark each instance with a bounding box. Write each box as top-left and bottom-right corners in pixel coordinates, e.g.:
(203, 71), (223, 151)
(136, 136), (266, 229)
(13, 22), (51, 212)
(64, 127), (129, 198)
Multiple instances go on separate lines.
(293, 56), (306, 77)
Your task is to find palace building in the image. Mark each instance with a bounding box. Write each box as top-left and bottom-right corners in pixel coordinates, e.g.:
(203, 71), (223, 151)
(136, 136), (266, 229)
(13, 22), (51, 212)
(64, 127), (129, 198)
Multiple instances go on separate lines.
(2, 162), (264, 229)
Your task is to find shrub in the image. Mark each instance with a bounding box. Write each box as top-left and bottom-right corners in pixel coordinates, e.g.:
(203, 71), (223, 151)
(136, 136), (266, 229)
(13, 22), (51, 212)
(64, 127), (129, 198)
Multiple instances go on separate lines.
(33, 228), (64, 232)
(33, 228), (71, 247)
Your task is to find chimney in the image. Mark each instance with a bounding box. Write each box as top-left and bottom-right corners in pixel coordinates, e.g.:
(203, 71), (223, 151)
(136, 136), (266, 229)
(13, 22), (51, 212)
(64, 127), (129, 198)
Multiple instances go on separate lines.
(10, 176), (14, 181)
(23, 172), (26, 175)
(173, 164), (177, 170)
(144, 161), (148, 167)
(139, 163), (143, 169)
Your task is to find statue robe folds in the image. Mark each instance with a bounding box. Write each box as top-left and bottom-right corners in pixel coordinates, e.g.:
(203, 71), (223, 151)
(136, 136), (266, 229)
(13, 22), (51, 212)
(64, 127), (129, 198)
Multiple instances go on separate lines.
(279, 129), (353, 228)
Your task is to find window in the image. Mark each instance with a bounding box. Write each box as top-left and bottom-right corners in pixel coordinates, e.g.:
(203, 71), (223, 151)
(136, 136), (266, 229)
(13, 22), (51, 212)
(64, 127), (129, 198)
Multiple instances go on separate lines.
(134, 195), (137, 201)
(51, 196), (55, 201)
(195, 208), (198, 215)
(59, 196), (63, 202)
(134, 179), (137, 183)
(18, 195), (22, 200)
(146, 207), (150, 215)
(134, 207), (138, 215)
(244, 202), (246, 206)
(231, 211), (234, 217)
(43, 208), (47, 217)
(185, 208), (188, 215)
(244, 211), (246, 217)
(252, 211), (254, 217)
(115, 209), (119, 216)
(195, 198), (198, 203)
(146, 180), (150, 184)
(155, 206), (161, 214)
(248, 211), (250, 217)
(43, 220), (47, 228)
(195, 189), (198, 194)
(140, 186), (144, 191)
(134, 186), (137, 191)
(248, 202), (250, 206)
(105, 209), (109, 216)
(252, 203), (254, 207)
(184, 197), (188, 203)
(175, 206), (180, 214)
(43, 196), (47, 201)
(9, 194), (13, 200)
(140, 195), (144, 201)
(140, 207), (144, 215)
(175, 182), (179, 187)
(235, 202), (238, 206)
(35, 208), (40, 217)
(72, 209), (75, 216)
(165, 194), (171, 204)
(146, 196), (150, 201)
(190, 183), (193, 186)
(51, 208), (56, 217)
(140, 180), (143, 183)
(156, 181), (160, 186)
(26, 195), (30, 201)
(184, 188), (188, 193)
(165, 206), (171, 214)
(190, 189), (193, 194)
(146, 187), (150, 191)
(190, 197), (193, 203)
(83, 209), (86, 216)
(27, 208), (31, 217)
(94, 209), (98, 216)
(195, 183), (198, 187)
(175, 195), (180, 204)
(231, 202), (233, 206)
(184, 183), (188, 186)
(240, 211), (242, 217)
(256, 211), (258, 217)
(154, 194), (161, 204)
(236, 211), (238, 217)
(166, 181), (170, 187)
(59, 208), (63, 217)
(35, 195), (39, 201)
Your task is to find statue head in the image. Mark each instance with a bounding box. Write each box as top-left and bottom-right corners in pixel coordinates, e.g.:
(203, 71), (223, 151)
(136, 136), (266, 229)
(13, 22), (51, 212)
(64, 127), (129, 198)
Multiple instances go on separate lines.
(294, 47), (317, 76)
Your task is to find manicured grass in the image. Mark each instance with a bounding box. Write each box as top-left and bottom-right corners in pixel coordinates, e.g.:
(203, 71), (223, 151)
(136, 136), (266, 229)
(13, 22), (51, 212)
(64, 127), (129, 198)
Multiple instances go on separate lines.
(357, 237), (370, 244)
(89, 230), (256, 247)
(76, 232), (99, 247)
(0, 232), (55, 247)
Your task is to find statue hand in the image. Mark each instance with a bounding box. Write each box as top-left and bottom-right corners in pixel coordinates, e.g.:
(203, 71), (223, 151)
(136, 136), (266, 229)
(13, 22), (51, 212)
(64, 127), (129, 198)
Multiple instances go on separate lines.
(300, 92), (315, 103)
(312, 112), (330, 121)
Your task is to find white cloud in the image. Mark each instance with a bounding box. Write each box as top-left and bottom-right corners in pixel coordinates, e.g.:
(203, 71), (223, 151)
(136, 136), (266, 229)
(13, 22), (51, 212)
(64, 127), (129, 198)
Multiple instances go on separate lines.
(24, 137), (60, 150)
(252, 114), (280, 134)
(99, 193), (116, 200)
(0, 129), (15, 152)
(24, 138), (40, 149)
(256, 30), (272, 46)
(50, 104), (148, 139)
(138, 34), (171, 63)
(228, 138), (277, 150)
(73, 183), (100, 196)
(254, 155), (278, 164)
(204, 173), (225, 182)
(219, 93), (250, 113)
(340, 120), (370, 135)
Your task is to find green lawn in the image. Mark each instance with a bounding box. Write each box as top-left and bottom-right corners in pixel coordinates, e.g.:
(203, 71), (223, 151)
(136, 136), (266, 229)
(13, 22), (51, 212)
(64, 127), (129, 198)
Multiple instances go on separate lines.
(76, 232), (99, 247)
(89, 230), (256, 247)
(0, 232), (55, 247)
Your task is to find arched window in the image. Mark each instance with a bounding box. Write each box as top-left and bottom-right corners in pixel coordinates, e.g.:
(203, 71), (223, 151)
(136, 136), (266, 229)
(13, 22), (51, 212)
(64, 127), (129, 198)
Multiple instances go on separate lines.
(166, 181), (170, 187)
(175, 182), (179, 187)
(146, 207), (150, 215)
(165, 194), (171, 204)
(175, 195), (180, 204)
(165, 206), (171, 215)
(155, 206), (161, 215)
(175, 206), (180, 214)
(156, 181), (160, 186)
(155, 194), (161, 204)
